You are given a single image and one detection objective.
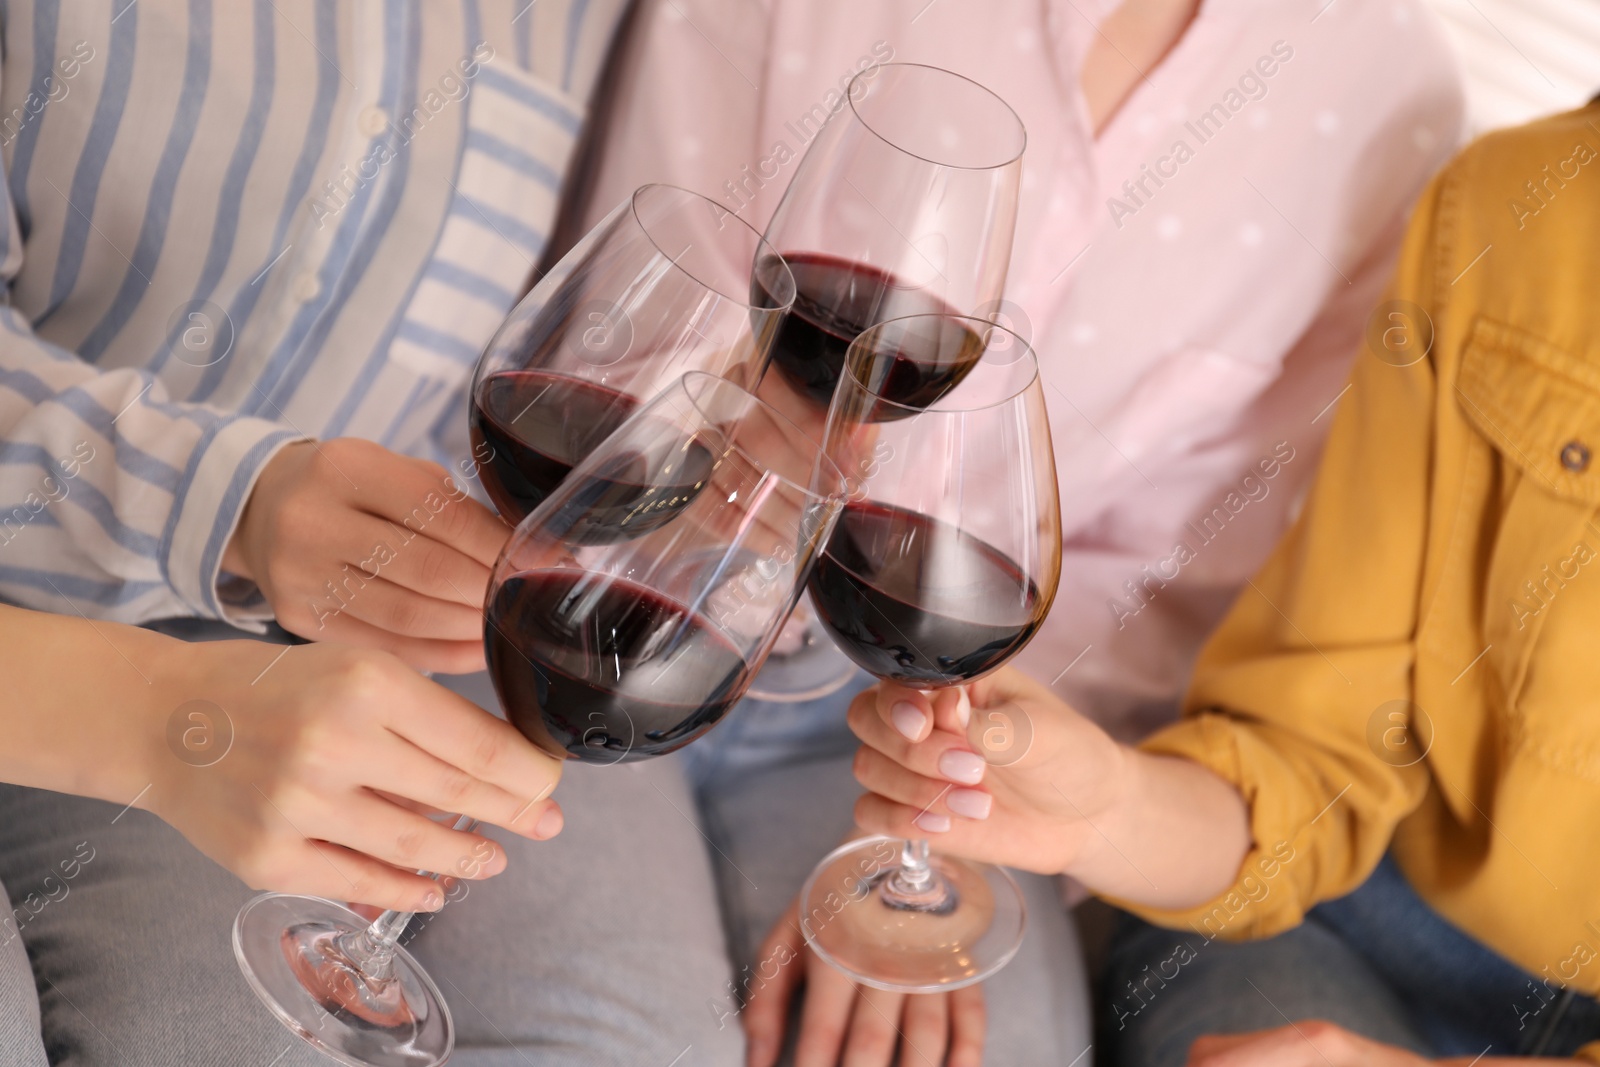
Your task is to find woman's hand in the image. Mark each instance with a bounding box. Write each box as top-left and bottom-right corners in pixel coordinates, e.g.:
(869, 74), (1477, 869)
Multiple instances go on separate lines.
(847, 668), (1126, 875)
(224, 438), (509, 674)
(848, 667), (1253, 909)
(1184, 1022), (1580, 1066)
(1187, 1024), (1429, 1066)
(742, 899), (985, 1067)
(141, 637), (565, 912)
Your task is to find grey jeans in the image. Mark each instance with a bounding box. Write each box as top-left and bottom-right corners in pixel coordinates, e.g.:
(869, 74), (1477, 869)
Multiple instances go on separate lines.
(0, 647), (1089, 1064)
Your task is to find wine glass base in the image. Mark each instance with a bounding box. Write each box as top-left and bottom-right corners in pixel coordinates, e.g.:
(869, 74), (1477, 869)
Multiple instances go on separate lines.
(798, 837), (1025, 993)
(234, 893), (454, 1067)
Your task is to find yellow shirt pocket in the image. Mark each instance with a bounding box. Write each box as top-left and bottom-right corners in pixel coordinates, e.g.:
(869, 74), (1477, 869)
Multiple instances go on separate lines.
(1457, 317), (1600, 776)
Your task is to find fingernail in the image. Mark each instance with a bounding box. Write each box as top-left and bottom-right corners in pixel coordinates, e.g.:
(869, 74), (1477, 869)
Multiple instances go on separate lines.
(955, 688), (971, 729)
(938, 749), (986, 785)
(891, 701), (926, 741)
(420, 890), (443, 911)
(913, 811), (951, 833)
(946, 789), (992, 820)
(533, 805), (565, 839)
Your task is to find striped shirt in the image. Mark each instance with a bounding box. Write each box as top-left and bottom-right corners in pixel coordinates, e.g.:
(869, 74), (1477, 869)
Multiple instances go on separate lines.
(0, 0), (628, 624)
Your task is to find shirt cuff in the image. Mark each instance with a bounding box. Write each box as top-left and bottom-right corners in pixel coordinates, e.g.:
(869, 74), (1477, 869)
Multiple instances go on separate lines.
(1102, 712), (1315, 940)
(160, 416), (307, 629)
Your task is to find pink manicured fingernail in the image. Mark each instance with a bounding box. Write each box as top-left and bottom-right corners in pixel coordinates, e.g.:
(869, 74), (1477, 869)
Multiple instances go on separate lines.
(534, 805), (565, 839)
(954, 688), (971, 729)
(938, 749), (986, 785)
(947, 789), (992, 820)
(891, 701), (926, 741)
(420, 890), (444, 911)
(913, 811), (951, 833)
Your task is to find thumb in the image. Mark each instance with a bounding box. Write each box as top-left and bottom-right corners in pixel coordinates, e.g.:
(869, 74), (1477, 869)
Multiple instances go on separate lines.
(928, 686), (971, 737)
(963, 668), (1048, 769)
(875, 682), (935, 743)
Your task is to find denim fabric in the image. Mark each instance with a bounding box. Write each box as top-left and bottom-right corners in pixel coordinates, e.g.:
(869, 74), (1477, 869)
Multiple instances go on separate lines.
(1104, 854), (1600, 1066)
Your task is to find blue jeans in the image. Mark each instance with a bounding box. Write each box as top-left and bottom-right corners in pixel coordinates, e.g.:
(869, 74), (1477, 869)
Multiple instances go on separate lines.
(1104, 854), (1600, 1065)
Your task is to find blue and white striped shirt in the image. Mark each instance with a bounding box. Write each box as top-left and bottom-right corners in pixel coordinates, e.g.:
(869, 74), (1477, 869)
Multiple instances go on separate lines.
(0, 0), (628, 624)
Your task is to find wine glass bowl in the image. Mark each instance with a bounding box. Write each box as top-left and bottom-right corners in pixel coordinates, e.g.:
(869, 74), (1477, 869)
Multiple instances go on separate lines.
(235, 374), (844, 1066)
(484, 371), (847, 765)
(745, 63), (1025, 701)
(753, 63), (1024, 410)
(469, 183), (796, 524)
(846, 62), (1028, 173)
(798, 314), (1059, 993)
(811, 313), (1056, 685)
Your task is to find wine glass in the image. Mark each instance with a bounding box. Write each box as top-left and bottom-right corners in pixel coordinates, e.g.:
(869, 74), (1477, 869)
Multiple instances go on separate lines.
(234, 372), (845, 1066)
(745, 62), (1026, 701)
(797, 313), (1060, 993)
(469, 182), (796, 525)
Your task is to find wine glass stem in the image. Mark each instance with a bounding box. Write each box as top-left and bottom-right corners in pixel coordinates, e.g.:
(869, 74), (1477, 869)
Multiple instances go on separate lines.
(880, 688), (962, 912)
(897, 838), (934, 893)
(338, 909), (413, 982)
(336, 814), (479, 981)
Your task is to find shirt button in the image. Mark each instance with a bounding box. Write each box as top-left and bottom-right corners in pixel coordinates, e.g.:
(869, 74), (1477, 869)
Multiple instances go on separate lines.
(291, 272), (322, 303)
(1561, 440), (1591, 473)
(358, 105), (389, 138)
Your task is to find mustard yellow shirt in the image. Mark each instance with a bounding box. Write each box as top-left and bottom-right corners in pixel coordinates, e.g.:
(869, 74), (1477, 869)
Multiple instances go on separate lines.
(1124, 101), (1600, 1048)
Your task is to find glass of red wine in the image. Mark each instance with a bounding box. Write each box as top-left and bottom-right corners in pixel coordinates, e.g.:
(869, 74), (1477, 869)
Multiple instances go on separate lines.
(469, 182), (796, 525)
(745, 62), (1025, 701)
(234, 372), (845, 1066)
(797, 313), (1060, 994)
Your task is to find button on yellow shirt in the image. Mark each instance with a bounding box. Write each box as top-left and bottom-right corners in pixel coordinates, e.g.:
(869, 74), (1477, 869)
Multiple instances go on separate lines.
(1121, 101), (1600, 1040)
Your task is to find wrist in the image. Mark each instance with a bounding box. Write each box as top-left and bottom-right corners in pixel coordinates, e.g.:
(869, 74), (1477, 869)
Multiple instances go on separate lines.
(220, 438), (310, 584)
(135, 633), (262, 819)
(221, 526), (253, 581)
(116, 630), (201, 813)
(0, 606), (218, 813)
(38, 621), (185, 809)
(221, 477), (270, 584)
(1058, 740), (1142, 880)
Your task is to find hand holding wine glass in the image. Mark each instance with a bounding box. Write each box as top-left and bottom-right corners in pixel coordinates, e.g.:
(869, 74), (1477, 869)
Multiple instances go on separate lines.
(237, 371), (845, 1067)
(223, 438), (510, 674)
(846, 668), (1125, 876)
(797, 313), (1060, 994)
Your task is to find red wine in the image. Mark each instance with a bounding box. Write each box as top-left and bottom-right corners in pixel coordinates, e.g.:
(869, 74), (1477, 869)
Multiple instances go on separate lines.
(808, 502), (1044, 686)
(471, 369), (716, 542)
(470, 370), (638, 523)
(752, 252), (985, 412)
(549, 424), (718, 545)
(486, 569), (752, 762)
